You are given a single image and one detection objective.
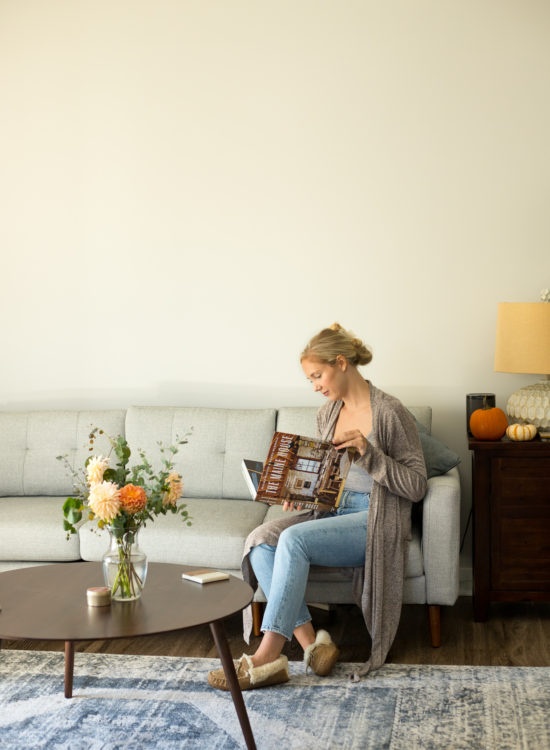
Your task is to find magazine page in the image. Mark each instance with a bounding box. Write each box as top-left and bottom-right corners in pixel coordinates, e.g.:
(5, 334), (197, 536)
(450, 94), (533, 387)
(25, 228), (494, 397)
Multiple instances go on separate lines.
(241, 458), (264, 500)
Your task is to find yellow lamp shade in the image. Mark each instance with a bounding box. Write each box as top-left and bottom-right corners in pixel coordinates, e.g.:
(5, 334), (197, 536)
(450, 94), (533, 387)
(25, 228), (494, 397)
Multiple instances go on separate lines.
(494, 302), (550, 431)
(494, 303), (550, 375)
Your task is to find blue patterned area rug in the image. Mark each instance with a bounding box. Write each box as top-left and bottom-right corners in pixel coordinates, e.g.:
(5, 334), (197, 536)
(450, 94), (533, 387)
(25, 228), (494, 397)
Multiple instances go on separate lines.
(1, 650), (549, 750)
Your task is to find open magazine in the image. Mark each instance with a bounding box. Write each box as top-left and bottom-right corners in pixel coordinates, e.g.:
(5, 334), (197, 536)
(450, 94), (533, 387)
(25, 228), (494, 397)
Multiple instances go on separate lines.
(241, 431), (351, 510)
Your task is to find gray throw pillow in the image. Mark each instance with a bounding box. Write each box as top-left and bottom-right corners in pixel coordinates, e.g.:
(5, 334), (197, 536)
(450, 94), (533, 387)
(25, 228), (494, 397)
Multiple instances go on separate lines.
(412, 416), (461, 479)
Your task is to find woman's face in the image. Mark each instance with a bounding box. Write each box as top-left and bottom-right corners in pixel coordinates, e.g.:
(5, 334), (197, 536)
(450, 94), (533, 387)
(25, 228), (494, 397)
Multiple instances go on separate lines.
(301, 356), (347, 401)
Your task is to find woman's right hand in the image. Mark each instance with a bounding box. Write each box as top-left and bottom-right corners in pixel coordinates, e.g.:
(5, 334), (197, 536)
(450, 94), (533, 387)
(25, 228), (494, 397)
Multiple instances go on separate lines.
(333, 429), (368, 457)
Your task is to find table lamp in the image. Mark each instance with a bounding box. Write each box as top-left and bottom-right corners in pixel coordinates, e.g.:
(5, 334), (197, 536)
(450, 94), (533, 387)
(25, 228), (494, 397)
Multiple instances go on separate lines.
(494, 302), (550, 433)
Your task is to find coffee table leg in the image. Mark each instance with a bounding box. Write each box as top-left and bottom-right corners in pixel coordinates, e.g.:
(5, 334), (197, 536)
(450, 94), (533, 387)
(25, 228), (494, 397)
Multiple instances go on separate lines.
(209, 620), (256, 750)
(64, 641), (75, 698)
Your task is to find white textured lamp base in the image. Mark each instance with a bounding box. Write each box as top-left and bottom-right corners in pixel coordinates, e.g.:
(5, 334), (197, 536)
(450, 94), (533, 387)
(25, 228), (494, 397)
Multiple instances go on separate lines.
(506, 380), (550, 431)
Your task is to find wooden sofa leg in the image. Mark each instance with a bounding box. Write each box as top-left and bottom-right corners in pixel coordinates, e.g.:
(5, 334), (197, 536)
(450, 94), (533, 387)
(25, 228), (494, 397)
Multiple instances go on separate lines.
(252, 602), (263, 637)
(428, 604), (441, 648)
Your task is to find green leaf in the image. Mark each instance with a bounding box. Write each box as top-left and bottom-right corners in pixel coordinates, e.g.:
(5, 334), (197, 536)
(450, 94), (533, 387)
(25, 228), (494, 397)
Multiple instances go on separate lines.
(112, 435), (131, 466)
(62, 497), (83, 532)
(63, 519), (77, 535)
(62, 497), (81, 514)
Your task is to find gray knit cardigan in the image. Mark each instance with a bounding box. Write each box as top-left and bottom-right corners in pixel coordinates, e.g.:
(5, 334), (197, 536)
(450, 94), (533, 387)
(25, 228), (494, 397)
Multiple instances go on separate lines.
(241, 382), (427, 678)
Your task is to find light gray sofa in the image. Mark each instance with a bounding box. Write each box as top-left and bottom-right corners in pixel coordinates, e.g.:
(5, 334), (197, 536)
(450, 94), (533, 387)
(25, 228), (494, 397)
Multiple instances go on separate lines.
(0, 404), (460, 647)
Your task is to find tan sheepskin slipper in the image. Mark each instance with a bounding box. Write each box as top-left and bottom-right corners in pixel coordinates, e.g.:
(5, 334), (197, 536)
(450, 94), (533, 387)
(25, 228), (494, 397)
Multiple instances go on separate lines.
(207, 653), (290, 691)
(304, 630), (340, 676)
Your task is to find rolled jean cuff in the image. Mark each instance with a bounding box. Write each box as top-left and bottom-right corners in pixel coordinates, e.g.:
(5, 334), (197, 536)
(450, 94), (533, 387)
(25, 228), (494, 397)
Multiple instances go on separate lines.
(262, 615), (312, 641)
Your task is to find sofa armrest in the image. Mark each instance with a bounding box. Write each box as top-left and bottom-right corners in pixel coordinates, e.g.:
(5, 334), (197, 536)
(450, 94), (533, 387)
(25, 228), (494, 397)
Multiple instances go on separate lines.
(421, 466), (461, 606)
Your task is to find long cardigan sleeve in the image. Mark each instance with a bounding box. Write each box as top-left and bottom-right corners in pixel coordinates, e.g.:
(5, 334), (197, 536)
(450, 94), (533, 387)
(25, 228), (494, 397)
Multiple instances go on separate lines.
(241, 382), (427, 678)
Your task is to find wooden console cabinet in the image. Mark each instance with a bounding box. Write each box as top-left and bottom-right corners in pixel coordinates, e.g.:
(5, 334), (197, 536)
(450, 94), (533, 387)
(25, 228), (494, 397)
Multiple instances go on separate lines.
(469, 437), (550, 621)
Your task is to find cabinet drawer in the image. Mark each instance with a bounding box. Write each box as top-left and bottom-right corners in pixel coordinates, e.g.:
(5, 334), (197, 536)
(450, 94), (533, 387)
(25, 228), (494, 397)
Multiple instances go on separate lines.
(492, 518), (550, 588)
(492, 457), (550, 507)
(491, 457), (550, 589)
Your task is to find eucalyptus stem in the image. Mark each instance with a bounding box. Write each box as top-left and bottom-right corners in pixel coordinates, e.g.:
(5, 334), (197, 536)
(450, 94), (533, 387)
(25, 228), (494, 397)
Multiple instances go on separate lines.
(108, 531), (145, 599)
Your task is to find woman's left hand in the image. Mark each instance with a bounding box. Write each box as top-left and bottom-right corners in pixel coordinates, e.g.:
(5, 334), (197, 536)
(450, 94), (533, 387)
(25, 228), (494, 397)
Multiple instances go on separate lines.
(282, 501), (304, 512)
(333, 430), (368, 457)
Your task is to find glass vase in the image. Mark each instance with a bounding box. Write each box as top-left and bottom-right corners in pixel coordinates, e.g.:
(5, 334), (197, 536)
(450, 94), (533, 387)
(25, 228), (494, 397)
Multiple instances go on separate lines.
(102, 526), (148, 601)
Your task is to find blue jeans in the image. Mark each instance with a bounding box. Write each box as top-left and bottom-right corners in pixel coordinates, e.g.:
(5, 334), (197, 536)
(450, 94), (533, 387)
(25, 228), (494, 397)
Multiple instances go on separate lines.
(249, 490), (370, 640)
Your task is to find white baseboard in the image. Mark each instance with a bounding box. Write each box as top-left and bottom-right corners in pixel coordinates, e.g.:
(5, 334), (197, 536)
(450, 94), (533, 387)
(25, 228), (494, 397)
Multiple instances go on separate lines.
(459, 564), (472, 597)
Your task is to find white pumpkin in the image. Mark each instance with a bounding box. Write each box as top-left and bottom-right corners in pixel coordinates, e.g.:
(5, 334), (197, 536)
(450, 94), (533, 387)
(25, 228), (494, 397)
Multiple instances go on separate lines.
(506, 423), (537, 441)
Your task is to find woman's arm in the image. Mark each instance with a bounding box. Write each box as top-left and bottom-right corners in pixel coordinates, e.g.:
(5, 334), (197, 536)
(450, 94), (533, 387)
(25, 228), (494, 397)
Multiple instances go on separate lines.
(333, 402), (427, 503)
(353, 438), (426, 502)
(363, 401), (427, 501)
(316, 389), (427, 503)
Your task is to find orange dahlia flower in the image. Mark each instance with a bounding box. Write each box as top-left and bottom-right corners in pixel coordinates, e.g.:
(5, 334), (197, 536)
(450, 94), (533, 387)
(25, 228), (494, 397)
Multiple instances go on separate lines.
(119, 484), (147, 514)
(163, 471), (183, 507)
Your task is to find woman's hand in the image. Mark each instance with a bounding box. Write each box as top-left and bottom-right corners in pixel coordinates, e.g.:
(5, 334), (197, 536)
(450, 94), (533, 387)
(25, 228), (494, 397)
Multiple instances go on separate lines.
(333, 430), (368, 457)
(282, 501), (304, 512)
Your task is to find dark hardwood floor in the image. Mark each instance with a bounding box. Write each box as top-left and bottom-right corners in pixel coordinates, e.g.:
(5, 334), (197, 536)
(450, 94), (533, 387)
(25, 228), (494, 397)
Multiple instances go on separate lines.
(4, 597), (550, 667)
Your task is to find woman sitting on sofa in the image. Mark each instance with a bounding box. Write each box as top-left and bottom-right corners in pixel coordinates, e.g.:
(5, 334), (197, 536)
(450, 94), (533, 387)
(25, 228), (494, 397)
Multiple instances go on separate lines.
(208, 322), (427, 690)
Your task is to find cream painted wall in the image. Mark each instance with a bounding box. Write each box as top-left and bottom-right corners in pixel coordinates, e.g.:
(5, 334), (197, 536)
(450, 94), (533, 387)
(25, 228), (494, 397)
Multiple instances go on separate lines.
(2, 2), (550, 572)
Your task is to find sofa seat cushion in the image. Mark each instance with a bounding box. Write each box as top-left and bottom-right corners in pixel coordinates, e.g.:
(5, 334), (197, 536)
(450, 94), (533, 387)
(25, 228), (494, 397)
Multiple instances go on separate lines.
(406, 524), (423, 578)
(0, 497), (81, 562)
(79, 498), (269, 570)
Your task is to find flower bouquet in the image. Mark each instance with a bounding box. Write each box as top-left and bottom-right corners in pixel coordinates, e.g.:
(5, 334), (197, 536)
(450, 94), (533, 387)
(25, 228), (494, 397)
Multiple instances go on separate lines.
(59, 428), (191, 601)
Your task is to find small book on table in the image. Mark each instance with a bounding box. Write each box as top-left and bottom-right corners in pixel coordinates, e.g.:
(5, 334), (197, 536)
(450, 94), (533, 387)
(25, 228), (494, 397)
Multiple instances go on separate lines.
(181, 569), (230, 584)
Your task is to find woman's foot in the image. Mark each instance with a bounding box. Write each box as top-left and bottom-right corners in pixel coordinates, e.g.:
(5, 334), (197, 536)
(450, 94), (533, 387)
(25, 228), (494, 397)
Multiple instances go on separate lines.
(303, 630), (340, 676)
(207, 653), (290, 691)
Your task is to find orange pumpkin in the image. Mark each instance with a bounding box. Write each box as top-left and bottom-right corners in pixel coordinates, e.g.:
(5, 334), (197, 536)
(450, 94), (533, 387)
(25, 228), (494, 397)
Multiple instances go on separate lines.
(469, 405), (508, 440)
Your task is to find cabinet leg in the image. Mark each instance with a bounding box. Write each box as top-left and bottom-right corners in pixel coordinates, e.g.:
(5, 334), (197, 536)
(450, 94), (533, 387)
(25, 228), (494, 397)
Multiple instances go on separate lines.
(473, 598), (489, 622)
(428, 605), (441, 648)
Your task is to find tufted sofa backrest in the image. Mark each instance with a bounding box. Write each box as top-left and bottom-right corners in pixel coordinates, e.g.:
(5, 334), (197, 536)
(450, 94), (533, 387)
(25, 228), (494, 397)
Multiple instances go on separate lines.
(0, 410), (126, 497)
(276, 406), (432, 436)
(124, 406), (277, 501)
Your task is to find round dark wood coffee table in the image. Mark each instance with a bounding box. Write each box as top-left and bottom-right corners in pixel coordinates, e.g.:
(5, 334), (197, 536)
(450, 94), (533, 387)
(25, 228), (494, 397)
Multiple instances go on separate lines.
(0, 562), (256, 749)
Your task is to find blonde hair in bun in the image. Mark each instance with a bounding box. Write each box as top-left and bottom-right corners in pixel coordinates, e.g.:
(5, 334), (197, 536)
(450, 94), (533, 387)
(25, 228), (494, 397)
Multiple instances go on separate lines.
(301, 323), (372, 367)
